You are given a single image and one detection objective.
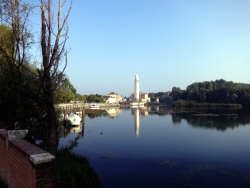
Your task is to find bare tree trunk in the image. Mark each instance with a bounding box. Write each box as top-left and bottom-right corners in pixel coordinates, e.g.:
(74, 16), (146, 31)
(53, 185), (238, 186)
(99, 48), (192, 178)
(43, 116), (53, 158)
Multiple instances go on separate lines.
(0, 0), (73, 155)
(47, 104), (58, 155)
(39, 0), (72, 155)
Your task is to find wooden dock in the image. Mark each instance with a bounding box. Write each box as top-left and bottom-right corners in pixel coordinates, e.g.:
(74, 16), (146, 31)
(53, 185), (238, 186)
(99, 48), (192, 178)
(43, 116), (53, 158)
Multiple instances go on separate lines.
(59, 105), (107, 124)
(60, 105), (86, 123)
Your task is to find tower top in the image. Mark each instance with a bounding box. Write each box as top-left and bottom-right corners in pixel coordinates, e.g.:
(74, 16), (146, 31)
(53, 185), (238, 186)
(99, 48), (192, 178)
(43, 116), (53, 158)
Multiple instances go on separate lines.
(135, 74), (139, 79)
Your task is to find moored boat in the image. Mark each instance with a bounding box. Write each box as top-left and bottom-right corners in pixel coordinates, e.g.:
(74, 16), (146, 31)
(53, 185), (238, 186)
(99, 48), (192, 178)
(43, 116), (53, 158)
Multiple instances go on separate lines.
(66, 113), (82, 126)
(89, 103), (100, 109)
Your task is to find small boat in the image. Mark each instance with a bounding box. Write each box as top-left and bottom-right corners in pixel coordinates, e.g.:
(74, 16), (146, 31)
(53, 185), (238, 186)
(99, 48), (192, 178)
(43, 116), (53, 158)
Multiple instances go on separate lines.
(66, 113), (82, 126)
(89, 103), (100, 109)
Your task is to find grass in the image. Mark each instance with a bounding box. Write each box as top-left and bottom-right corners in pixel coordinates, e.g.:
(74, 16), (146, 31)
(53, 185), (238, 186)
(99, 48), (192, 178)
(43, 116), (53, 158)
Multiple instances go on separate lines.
(55, 134), (101, 188)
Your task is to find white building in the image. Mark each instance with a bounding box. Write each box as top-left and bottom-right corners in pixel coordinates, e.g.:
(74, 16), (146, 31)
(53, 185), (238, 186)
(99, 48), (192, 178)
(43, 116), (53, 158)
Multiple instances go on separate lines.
(106, 92), (123, 103)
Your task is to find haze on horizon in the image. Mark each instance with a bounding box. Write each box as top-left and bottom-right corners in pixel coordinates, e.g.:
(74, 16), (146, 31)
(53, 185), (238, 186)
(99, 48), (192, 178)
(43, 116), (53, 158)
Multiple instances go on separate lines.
(62, 0), (250, 97)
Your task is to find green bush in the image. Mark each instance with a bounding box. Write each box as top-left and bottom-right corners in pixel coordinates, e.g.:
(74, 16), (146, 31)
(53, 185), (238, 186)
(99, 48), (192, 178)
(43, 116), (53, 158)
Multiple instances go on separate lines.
(55, 135), (101, 188)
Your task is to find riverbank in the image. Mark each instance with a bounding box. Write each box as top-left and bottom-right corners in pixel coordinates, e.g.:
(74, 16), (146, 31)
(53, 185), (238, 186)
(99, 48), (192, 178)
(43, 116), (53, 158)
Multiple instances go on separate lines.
(56, 142), (101, 188)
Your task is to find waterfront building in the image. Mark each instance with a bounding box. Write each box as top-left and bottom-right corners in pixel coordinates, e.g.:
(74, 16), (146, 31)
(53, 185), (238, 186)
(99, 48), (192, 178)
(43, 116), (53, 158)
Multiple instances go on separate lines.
(106, 92), (123, 103)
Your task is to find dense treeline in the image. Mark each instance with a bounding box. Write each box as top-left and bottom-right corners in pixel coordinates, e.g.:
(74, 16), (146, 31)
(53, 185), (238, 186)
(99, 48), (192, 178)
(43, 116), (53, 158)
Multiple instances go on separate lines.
(149, 79), (250, 107)
(86, 94), (108, 103)
(58, 94), (108, 103)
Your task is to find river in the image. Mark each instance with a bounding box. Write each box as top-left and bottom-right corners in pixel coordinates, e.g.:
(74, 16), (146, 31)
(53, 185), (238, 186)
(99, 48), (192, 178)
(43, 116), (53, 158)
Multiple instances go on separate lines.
(59, 106), (250, 188)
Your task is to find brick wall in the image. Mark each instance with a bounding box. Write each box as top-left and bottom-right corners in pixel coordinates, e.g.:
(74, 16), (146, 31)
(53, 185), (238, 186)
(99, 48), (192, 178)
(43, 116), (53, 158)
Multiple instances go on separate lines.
(0, 129), (55, 188)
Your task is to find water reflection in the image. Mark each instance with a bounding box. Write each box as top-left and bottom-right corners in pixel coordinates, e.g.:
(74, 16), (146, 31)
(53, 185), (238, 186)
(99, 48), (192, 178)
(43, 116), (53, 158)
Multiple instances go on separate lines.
(131, 107), (149, 137)
(63, 123), (85, 138)
(146, 106), (250, 131)
(86, 112), (107, 119)
(148, 106), (160, 111)
(176, 113), (250, 131)
(61, 107), (250, 139)
(105, 108), (122, 118)
(63, 106), (250, 137)
(85, 108), (122, 119)
(132, 108), (140, 137)
(59, 106), (250, 188)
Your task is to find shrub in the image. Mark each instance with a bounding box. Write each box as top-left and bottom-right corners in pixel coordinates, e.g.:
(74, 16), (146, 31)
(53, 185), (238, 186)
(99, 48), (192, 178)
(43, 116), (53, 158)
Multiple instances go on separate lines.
(55, 134), (101, 188)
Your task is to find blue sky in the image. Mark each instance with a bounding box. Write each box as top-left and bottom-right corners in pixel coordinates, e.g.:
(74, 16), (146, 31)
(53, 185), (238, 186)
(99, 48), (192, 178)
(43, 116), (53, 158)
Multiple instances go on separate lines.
(37, 0), (250, 97)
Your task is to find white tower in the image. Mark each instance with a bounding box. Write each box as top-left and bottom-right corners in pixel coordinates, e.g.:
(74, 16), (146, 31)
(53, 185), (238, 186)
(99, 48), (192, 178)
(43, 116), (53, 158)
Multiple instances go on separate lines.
(134, 74), (139, 102)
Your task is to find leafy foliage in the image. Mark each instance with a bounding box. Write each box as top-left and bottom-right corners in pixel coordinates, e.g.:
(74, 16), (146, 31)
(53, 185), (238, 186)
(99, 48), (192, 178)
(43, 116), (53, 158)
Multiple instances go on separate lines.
(149, 92), (172, 105)
(0, 0), (73, 155)
(150, 79), (250, 107)
(86, 94), (107, 103)
(0, 25), (43, 129)
(56, 77), (77, 103)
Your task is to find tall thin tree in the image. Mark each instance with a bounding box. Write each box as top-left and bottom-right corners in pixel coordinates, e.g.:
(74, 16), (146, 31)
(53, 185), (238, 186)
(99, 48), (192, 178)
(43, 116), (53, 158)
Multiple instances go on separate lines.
(0, 0), (73, 155)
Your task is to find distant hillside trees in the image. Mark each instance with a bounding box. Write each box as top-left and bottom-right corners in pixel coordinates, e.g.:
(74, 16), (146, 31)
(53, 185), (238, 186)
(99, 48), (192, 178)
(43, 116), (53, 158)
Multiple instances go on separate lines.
(150, 79), (250, 107)
(183, 79), (250, 106)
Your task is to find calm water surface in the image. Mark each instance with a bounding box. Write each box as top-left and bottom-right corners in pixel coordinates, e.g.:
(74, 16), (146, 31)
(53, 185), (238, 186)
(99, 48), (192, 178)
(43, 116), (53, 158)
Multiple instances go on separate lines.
(60, 107), (250, 188)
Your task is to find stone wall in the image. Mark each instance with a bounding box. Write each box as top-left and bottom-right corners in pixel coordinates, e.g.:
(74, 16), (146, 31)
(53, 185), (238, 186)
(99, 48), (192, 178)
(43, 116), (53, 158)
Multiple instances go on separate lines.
(0, 129), (55, 188)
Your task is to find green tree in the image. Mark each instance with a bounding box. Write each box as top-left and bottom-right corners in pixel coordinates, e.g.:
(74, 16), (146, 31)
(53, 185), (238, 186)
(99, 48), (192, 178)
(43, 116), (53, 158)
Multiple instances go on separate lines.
(231, 93), (238, 103)
(86, 94), (106, 103)
(0, 0), (73, 155)
(159, 95), (172, 105)
(57, 78), (76, 102)
(198, 88), (208, 102)
(171, 87), (184, 101)
(80, 95), (86, 102)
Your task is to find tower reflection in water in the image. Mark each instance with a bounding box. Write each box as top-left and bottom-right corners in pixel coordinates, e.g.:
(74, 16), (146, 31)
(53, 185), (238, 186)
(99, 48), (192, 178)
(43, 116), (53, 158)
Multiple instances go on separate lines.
(131, 107), (148, 137)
